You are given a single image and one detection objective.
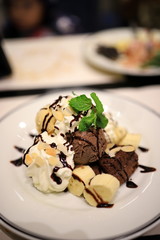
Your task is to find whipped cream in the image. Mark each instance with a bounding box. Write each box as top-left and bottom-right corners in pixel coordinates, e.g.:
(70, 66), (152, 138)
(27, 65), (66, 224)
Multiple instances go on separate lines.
(25, 131), (74, 193)
(50, 95), (82, 135)
(104, 112), (127, 144)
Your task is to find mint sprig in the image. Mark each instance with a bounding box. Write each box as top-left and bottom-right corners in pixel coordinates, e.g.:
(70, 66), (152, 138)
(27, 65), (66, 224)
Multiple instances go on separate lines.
(69, 94), (92, 112)
(79, 110), (96, 131)
(96, 113), (108, 129)
(90, 92), (104, 113)
(69, 92), (108, 131)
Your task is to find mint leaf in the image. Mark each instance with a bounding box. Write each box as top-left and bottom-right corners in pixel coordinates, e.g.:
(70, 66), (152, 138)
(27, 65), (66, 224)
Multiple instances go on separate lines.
(69, 94), (92, 112)
(69, 92), (108, 131)
(79, 110), (96, 131)
(96, 113), (108, 128)
(90, 92), (104, 113)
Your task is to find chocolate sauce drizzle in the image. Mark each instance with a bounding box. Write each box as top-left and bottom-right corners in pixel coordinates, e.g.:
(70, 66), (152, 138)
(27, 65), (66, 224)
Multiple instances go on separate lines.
(59, 151), (72, 170)
(97, 203), (114, 208)
(126, 180), (138, 188)
(72, 173), (85, 185)
(39, 106), (54, 132)
(70, 110), (88, 128)
(138, 164), (156, 173)
(50, 171), (62, 184)
(41, 113), (49, 131)
(50, 142), (57, 148)
(45, 115), (53, 130)
(85, 188), (114, 208)
(29, 133), (37, 138)
(138, 146), (149, 152)
(49, 96), (64, 109)
(50, 151), (73, 184)
(10, 157), (23, 166)
(14, 145), (25, 153)
(10, 145), (26, 166)
(70, 113), (82, 128)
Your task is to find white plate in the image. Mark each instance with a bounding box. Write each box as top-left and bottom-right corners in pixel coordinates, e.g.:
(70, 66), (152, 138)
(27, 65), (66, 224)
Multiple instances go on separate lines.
(0, 90), (160, 240)
(83, 28), (160, 76)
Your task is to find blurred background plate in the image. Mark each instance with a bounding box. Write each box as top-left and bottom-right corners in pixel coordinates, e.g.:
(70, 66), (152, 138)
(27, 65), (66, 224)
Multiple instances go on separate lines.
(83, 28), (160, 76)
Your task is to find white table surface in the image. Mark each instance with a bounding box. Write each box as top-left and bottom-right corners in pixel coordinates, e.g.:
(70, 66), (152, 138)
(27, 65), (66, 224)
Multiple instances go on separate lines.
(0, 34), (160, 239)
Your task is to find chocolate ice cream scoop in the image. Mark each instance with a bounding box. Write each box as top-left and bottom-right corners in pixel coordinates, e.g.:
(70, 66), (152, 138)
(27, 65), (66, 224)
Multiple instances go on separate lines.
(70, 128), (107, 165)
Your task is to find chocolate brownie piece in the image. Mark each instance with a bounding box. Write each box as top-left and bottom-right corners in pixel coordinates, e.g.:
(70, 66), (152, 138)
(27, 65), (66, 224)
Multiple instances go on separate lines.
(99, 150), (138, 184)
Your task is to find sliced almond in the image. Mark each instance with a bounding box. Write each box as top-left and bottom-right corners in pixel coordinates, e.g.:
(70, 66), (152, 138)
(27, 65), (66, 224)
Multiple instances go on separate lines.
(45, 148), (57, 156)
(25, 154), (33, 165)
(53, 110), (64, 121)
(38, 142), (49, 150)
(121, 145), (135, 152)
(105, 143), (115, 151)
(109, 146), (122, 157)
(48, 156), (58, 166)
(62, 106), (73, 116)
(30, 153), (38, 159)
(35, 156), (44, 166)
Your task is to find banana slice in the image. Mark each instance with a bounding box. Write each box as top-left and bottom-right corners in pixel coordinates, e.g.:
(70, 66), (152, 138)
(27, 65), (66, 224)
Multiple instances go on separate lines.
(36, 105), (56, 134)
(83, 174), (120, 207)
(68, 166), (95, 196)
(114, 126), (128, 144)
(119, 133), (141, 149)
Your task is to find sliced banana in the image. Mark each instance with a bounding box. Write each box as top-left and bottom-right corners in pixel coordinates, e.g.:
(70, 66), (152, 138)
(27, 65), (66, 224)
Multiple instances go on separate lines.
(119, 133), (141, 149)
(114, 126), (128, 144)
(36, 105), (56, 134)
(68, 166), (95, 196)
(83, 174), (120, 207)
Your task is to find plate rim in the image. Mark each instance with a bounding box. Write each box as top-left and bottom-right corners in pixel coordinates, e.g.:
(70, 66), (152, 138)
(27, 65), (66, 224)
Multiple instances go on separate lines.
(0, 89), (160, 240)
(1, 213), (160, 240)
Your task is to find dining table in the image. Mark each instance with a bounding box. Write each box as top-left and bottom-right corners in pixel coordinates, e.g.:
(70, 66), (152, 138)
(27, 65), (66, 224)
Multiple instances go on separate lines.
(0, 33), (160, 240)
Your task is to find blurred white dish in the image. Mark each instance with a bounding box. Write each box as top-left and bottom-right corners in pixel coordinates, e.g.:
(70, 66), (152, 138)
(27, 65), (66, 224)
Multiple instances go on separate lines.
(83, 28), (160, 76)
(0, 90), (160, 240)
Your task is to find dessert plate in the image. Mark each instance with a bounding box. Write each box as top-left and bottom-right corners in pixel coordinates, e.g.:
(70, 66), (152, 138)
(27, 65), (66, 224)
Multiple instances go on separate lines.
(83, 28), (160, 76)
(0, 90), (160, 240)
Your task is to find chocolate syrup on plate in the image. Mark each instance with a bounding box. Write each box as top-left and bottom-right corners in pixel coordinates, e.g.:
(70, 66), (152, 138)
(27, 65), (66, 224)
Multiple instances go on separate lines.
(10, 146), (26, 166)
(14, 145), (25, 153)
(29, 133), (37, 138)
(126, 180), (138, 188)
(138, 164), (156, 173)
(10, 157), (23, 166)
(85, 188), (114, 208)
(97, 203), (114, 208)
(138, 146), (149, 152)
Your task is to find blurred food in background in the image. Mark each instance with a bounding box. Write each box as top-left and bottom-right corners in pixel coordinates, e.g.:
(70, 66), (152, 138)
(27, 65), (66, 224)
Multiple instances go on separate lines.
(97, 30), (160, 69)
